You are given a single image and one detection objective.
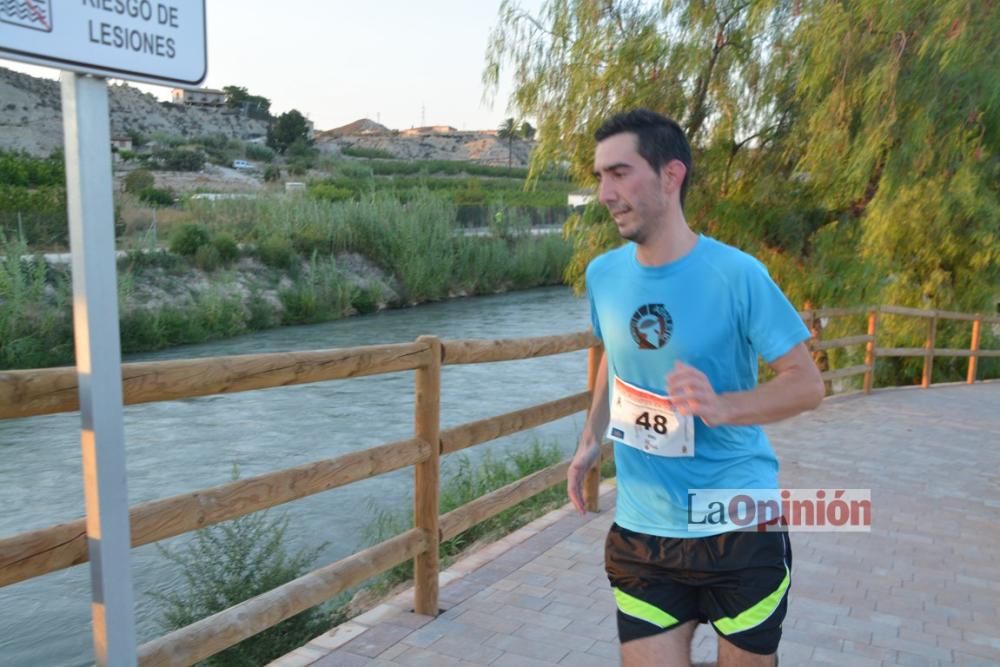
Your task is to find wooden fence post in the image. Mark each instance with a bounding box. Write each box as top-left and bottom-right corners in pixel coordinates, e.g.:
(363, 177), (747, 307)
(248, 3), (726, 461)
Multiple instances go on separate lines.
(864, 308), (878, 394)
(922, 315), (937, 388)
(413, 336), (441, 616)
(584, 345), (603, 512)
(968, 319), (982, 384)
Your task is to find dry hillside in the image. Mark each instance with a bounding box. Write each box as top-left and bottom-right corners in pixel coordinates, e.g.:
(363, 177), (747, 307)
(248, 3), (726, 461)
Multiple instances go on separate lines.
(0, 67), (267, 156)
(0, 67), (532, 166)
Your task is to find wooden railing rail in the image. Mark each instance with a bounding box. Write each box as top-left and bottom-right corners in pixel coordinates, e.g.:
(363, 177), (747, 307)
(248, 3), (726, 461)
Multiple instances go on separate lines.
(0, 437), (432, 588)
(440, 331), (597, 365)
(0, 341), (433, 421)
(137, 528), (428, 667)
(440, 392), (591, 455)
(799, 304), (999, 393)
(1, 303), (995, 665)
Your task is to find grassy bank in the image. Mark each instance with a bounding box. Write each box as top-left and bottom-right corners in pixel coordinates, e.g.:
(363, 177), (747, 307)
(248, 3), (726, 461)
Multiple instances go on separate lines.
(0, 192), (572, 370)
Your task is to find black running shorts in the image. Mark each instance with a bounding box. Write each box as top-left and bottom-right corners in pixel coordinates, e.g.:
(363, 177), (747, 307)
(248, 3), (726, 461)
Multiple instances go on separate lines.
(605, 523), (792, 655)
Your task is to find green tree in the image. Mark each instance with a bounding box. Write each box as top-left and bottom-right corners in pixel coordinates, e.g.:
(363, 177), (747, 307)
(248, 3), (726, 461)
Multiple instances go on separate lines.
(498, 117), (518, 168)
(519, 120), (536, 141)
(224, 85), (272, 120)
(268, 110), (313, 155)
(484, 0), (803, 290)
(123, 169), (155, 194)
(790, 0), (1000, 315)
(484, 0), (1000, 322)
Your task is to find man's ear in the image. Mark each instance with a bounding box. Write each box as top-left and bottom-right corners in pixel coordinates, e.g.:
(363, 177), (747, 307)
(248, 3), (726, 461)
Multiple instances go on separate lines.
(660, 159), (687, 197)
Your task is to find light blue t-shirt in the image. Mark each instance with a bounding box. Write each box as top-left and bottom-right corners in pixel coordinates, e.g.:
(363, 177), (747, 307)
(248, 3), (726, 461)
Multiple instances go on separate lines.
(586, 235), (810, 538)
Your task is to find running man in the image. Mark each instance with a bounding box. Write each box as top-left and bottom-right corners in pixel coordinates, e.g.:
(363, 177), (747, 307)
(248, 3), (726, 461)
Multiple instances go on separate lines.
(568, 109), (825, 667)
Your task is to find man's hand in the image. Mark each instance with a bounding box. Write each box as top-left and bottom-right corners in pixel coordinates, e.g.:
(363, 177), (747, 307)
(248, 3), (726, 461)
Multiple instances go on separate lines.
(666, 361), (728, 427)
(667, 344), (824, 427)
(567, 443), (601, 514)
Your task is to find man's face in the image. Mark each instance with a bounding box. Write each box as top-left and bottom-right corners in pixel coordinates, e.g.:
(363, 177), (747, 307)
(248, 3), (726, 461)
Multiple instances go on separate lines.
(593, 132), (668, 244)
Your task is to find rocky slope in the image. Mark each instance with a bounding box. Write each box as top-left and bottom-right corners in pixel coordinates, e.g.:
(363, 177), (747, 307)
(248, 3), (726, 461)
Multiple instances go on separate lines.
(0, 67), (267, 156)
(0, 66), (532, 165)
(317, 125), (533, 167)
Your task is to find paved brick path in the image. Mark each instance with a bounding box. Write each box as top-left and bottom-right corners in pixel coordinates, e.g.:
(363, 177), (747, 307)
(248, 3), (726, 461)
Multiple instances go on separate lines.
(271, 382), (1000, 666)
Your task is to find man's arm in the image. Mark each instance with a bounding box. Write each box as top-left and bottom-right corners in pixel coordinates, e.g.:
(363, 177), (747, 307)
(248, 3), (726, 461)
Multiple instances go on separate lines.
(568, 350), (609, 513)
(667, 342), (824, 426)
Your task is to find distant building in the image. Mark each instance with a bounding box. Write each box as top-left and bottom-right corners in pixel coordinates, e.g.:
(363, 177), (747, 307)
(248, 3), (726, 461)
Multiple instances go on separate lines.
(111, 135), (133, 151)
(171, 88), (226, 107)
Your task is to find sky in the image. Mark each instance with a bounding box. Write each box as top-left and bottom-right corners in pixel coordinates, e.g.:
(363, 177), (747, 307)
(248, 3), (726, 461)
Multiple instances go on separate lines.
(0, 0), (544, 132)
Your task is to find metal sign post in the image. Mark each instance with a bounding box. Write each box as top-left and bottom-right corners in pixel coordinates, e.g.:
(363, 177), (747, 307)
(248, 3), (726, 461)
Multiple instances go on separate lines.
(61, 70), (137, 667)
(2, 3), (207, 664)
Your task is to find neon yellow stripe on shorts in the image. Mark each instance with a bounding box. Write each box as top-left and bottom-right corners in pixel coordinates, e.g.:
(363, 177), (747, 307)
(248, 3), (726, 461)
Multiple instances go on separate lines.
(613, 587), (679, 628)
(713, 564), (791, 635)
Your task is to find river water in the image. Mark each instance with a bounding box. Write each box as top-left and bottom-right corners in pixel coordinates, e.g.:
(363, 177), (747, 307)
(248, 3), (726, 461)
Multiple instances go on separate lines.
(0, 287), (591, 666)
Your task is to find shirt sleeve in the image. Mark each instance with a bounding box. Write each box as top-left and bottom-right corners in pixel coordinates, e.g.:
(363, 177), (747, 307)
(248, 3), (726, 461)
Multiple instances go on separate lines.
(585, 265), (603, 342)
(742, 259), (810, 363)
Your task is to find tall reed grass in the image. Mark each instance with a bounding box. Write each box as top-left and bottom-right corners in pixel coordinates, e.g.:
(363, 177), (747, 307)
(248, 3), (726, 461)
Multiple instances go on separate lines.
(0, 236), (73, 368)
(0, 192), (573, 369)
(189, 192), (571, 302)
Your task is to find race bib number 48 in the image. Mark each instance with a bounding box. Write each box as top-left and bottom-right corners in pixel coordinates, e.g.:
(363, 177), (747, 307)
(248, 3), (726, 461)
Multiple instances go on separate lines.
(608, 376), (694, 457)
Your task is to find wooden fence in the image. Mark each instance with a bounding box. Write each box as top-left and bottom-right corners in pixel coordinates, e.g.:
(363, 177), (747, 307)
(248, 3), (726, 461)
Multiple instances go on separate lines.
(0, 305), (996, 665)
(801, 305), (1000, 393)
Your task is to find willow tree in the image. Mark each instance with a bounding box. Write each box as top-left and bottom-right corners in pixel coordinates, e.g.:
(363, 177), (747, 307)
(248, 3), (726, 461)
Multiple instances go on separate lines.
(484, 0), (999, 314)
(792, 0), (1000, 381)
(484, 0), (809, 292)
(791, 0), (999, 314)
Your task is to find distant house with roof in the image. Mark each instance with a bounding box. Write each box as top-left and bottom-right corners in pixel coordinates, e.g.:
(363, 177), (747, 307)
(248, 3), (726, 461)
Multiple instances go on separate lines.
(111, 134), (133, 151)
(170, 88), (226, 107)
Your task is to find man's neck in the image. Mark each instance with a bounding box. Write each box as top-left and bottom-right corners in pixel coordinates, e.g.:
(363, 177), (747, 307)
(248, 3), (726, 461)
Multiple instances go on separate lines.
(634, 214), (698, 266)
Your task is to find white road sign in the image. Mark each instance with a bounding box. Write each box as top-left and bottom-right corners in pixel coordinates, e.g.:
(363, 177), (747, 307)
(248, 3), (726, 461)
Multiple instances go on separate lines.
(0, 0), (206, 85)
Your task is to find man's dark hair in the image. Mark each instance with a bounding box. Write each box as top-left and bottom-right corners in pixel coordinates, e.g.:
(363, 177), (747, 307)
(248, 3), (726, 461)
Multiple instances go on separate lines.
(594, 109), (693, 206)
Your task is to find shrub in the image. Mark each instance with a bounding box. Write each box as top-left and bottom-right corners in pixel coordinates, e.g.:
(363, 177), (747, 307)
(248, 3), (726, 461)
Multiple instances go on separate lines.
(157, 148), (205, 171)
(193, 244), (221, 271)
(150, 502), (336, 667)
(350, 284), (383, 314)
(138, 187), (175, 207)
(169, 223), (210, 257)
(308, 183), (353, 202)
(263, 165), (282, 182)
(211, 232), (240, 264)
(246, 291), (280, 330)
(0, 149), (65, 187)
(245, 144), (275, 163)
(341, 146), (395, 159)
(256, 235), (296, 269)
(127, 129), (146, 147)
(124, 169), (155, 194)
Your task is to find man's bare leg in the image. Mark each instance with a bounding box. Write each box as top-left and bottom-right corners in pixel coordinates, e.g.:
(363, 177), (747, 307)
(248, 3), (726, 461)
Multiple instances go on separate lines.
(717, 635), (776, 667)
(621, 619), (698, 667)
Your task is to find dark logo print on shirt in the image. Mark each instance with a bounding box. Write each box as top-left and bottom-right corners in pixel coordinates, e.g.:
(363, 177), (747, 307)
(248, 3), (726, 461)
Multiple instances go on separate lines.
(630, 304), (673, 349)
